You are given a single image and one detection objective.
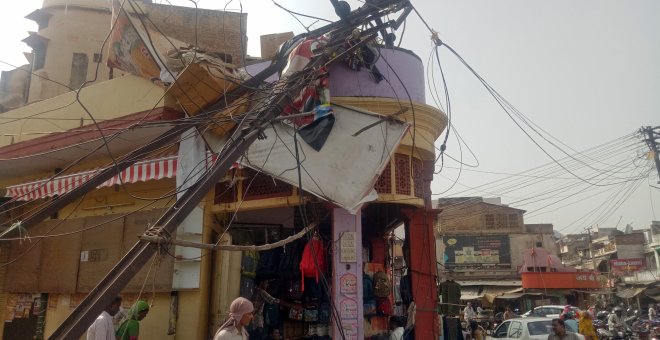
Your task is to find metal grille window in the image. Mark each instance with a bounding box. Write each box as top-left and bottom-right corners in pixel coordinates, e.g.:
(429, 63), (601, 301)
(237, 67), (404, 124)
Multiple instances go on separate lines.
(508, 214), (519, 228)
(485, 214), (495, 228)
(374, 162), (392, 194)
(496, 214), (507, 229)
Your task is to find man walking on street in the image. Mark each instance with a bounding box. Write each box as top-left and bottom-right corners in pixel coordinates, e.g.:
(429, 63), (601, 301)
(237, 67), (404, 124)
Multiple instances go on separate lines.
(87, 296), (122, 340)
(464, 302), (476, 322)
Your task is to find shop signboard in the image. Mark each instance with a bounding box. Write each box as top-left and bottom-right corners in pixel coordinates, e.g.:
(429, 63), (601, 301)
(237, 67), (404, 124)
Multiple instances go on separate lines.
(610, 258), (645, 274)
(340, 273), (357, 295)
(443, 235), (511, 269)
(521, 272), (601, 289)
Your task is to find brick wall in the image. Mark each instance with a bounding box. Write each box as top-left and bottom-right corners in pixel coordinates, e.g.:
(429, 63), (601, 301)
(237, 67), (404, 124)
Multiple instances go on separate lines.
(144, 3), (248, 65)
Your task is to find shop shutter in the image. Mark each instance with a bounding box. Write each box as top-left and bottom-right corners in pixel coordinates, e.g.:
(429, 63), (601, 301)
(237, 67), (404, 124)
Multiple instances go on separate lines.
(38, 219), (84, 293)
(77, 215), (124, 292)
(5, 222), (50, 292)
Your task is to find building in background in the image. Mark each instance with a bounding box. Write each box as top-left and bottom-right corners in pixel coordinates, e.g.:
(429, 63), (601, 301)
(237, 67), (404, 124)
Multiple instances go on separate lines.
(0, 0), (247, 111)
(435, 197), (559, 308)
(559, 227), (646, 274)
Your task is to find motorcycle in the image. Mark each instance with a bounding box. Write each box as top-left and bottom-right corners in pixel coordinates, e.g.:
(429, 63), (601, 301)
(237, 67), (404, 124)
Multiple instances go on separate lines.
(595, 312), (637, 340)
(596, 326), (634, 340)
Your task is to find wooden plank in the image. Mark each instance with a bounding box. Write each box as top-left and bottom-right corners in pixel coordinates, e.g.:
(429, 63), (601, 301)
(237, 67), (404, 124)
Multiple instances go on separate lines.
(38, 219), (84, 293)
(122, 209), (174, 293)
(76, 215), (124, 292)
(166, 62), (248, 135)
(5, 222), (50, 292)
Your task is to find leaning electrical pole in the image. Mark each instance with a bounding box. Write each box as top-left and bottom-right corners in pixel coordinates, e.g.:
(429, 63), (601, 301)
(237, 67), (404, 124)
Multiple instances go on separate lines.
(641, 125), (660, 183)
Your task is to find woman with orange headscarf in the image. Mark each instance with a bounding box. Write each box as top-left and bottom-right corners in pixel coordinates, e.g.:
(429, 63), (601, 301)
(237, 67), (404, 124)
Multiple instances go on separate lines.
(578, 310), (597, 340)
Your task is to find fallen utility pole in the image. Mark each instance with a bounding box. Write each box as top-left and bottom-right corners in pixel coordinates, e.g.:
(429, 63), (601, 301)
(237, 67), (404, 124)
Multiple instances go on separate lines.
(641, 125), (660, 183)
(12, 0), (409, 233)
(12, 61), (282, 233)
(48, 2), (411, 338)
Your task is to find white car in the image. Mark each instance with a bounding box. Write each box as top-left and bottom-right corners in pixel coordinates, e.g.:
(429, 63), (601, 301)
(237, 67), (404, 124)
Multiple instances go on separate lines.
(521, 305), (579, 319)
(487, 317), (585, 340)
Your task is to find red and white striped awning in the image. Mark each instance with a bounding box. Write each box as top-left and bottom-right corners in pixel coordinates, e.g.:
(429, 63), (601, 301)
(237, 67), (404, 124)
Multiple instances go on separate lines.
(5, 155), (178, 201)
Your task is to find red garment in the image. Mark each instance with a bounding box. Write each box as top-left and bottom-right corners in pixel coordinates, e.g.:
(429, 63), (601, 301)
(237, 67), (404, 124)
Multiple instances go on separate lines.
(299, 238), (326, 290)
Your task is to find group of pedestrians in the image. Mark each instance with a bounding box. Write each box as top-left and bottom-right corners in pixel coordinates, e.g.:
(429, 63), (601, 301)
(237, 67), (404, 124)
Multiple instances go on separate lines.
(86, 297), (150, 340)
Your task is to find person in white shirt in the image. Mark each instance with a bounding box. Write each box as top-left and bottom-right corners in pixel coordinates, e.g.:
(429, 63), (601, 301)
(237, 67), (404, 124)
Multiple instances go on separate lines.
(464, 302), (477, 322)
(389, 316), (405, 340)
(649, 304), (657, 319)
(87, 296), (122, 340)
(213, 297), (254, 340)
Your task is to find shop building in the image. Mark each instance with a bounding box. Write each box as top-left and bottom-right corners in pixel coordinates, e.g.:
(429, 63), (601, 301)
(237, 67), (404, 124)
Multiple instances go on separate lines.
(0, 1), (447, 339)
(435, 197), (558, 308)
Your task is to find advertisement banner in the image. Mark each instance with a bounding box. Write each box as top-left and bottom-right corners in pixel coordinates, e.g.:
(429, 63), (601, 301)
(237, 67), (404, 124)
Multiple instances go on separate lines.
(443, 235), (511, 269)
(108, 0), (161, 78)
(610, 258), (645, 274)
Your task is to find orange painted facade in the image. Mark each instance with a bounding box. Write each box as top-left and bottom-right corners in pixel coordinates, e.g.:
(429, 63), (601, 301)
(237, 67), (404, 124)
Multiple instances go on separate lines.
(521, 272), (601, 289)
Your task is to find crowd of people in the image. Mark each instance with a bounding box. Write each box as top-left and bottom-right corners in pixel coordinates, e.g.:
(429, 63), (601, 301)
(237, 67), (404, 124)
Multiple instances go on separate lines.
(460, 301), (654, 340)
(83, 293), (656, 340)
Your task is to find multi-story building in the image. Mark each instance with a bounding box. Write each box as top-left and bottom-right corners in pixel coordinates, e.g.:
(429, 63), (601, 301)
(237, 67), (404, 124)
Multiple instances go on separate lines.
(435, 197), (559, 300)
(621, 221), (660, 284)
(0, 0), (247, 110)
(560, 227), (646, 276)
(0, 1), (245, 339)
(0, 1), (447, 339)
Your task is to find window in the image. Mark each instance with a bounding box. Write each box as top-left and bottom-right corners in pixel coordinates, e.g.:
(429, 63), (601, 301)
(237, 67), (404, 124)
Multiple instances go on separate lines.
(33, 44), (47, 70)
(527, 320), (552, 336)
(485, 214), (495, 228)
(493, 321), (509, 338)
(508, 321), (523, 338)
(69, 53), (89, 89)
(531, 307), (547, 317)
(496, 214), (507, 229)
(549, 307), (563, 316)
(508, 214), (519, 228)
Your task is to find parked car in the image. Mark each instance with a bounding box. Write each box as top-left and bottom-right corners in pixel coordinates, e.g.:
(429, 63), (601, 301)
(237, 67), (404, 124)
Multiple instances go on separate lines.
(521, 305), (579, 319)
(487, 317), (585, 340)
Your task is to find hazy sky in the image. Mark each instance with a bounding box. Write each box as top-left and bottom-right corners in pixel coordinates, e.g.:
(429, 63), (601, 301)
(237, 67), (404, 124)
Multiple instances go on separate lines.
(0, 0), (658, 235)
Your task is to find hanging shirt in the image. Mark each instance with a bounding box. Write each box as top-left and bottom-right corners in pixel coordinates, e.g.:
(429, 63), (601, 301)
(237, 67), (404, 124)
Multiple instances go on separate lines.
(86, 311), (115, 340)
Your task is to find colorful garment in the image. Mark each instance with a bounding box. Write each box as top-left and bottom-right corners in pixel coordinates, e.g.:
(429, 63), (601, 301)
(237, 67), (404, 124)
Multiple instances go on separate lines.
(116, 301), (149, 340)
(578, 311), (597, 339)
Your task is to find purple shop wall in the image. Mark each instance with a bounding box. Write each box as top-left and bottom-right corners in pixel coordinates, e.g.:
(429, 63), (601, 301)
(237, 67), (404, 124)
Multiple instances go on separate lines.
(244, 48), (425, 103)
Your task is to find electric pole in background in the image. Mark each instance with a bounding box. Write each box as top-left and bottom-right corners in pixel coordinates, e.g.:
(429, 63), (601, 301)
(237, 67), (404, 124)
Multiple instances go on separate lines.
(585, 226), (595, 270)
(641, 125), (660, 183)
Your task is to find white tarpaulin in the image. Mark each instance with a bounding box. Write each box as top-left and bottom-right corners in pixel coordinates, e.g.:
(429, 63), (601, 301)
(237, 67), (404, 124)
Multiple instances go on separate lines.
(177, 128), (207, 199)
(241, 104), (409, 213)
